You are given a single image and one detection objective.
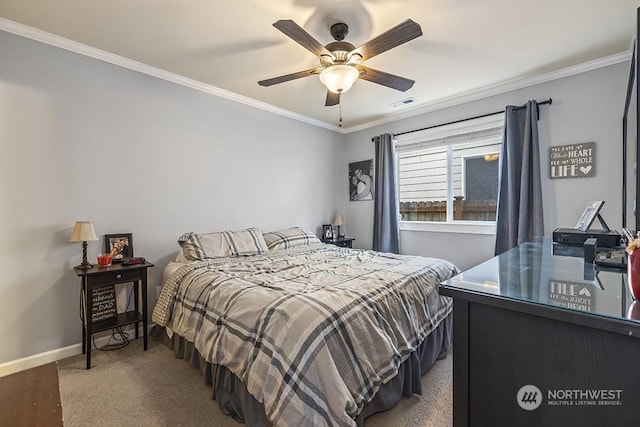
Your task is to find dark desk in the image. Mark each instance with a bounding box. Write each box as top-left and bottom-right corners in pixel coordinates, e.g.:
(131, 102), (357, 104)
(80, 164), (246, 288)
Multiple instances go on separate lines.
(440, 239), (640, 427)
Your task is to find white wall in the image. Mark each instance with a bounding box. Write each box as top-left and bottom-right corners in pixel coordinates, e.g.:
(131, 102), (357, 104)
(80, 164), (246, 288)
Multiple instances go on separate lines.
(344, 62), (629, 271)
(0, 31), (345, 366)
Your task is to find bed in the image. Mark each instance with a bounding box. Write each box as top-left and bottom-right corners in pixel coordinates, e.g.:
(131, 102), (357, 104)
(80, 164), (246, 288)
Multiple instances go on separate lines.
(151, 227), (457, 426)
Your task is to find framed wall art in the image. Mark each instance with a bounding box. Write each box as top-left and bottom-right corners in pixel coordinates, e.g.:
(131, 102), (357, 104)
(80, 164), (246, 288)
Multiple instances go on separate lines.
(349, 159), (374, 201)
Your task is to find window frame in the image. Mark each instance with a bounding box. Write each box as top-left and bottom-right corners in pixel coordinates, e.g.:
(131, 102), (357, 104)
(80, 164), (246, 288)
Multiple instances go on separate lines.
(395, 113), (504, 235)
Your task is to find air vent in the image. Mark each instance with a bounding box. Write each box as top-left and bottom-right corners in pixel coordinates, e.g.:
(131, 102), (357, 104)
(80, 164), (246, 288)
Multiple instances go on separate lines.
(392, 97), (416, 108)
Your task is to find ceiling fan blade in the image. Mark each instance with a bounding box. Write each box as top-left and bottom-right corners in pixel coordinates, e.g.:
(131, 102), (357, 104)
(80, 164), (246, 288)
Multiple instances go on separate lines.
(273, 20), (332, 58)
(357, 66), (415, 92)
(352, 19), (423, 61)
(258, 68), (320, 87)
(325, 90), (341, 107)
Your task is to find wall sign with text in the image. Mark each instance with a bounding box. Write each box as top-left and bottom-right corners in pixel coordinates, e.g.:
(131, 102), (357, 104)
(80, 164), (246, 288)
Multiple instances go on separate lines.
(91, 285), (117, 322)
(549, 142), (596, 179)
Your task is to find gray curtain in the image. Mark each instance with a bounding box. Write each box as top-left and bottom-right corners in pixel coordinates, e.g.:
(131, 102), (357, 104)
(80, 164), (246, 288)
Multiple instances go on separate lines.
(372, 133), (400, 253)
(494, 101), (545, 255)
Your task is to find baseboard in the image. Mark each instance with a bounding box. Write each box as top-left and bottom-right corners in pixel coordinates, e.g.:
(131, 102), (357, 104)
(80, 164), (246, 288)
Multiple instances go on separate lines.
(0, 324), (154, 378)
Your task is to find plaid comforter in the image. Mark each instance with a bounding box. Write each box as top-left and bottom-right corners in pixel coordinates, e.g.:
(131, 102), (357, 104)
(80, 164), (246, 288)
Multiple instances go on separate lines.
(152, 244), (457, 426)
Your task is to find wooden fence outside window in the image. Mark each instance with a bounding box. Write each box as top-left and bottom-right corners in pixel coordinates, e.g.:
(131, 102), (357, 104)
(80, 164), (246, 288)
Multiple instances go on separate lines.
(399, 196), (497, 222)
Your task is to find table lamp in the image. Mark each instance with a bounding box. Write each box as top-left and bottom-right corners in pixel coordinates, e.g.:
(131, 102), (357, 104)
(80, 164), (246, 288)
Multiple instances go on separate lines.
(334, 215), (345, 239)
(70, 221), (99, 269)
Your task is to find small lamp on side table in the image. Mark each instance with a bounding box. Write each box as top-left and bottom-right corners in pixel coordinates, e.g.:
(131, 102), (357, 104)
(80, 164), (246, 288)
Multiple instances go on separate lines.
(70, 221), (99, 269)
(334, 215), (345, 239)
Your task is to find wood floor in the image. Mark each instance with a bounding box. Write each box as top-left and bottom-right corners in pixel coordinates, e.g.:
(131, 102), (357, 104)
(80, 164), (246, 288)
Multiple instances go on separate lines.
(0, 362), (63, 427)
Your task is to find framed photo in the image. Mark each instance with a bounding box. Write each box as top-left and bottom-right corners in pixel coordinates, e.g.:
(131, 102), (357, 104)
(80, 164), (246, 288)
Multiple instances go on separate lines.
(349, 159), (374, 201)
(322, 224), (334, 240)
(104, 233), (133, 262)
(574, 201), (605, 231)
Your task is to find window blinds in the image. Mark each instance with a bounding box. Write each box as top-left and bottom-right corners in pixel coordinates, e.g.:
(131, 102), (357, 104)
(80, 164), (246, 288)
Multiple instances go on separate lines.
(395, 113), (505, 153)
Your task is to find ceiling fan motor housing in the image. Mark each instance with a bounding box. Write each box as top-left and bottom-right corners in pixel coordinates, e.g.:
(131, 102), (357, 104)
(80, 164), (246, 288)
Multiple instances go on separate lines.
(325, 23), (362, 64)
(330, 22), (349, 41)
(324, 41), (357, 63)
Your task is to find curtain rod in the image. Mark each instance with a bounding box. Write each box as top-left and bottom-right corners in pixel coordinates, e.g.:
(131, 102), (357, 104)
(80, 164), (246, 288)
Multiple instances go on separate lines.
(380, 98), (552, 140)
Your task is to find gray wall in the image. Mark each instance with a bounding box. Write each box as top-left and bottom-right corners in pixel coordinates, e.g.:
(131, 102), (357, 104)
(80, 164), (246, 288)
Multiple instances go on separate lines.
(0, 28), (629, 366)
(0, 31), (345, 365)
(344, 62), (628, 271)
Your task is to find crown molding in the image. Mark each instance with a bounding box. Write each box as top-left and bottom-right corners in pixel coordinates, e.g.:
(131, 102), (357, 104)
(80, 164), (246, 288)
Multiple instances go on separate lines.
(0, 18), (342, 133)
(342, 50), (631, 134)
(1, 18), (630, 136)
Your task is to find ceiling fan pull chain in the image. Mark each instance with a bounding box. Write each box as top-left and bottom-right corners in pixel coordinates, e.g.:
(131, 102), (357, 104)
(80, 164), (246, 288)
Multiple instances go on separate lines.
(339, 100), (343, 127)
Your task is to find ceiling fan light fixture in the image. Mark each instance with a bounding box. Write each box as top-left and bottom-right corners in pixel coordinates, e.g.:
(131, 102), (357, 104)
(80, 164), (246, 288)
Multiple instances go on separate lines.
(319, 64), (359, 93)
(347, 52), (363, 64)
(320, 53), (335, 66)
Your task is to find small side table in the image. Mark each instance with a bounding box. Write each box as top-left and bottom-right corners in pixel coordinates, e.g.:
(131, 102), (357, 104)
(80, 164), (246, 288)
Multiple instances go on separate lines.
(321, 237), (355, 248)
(74, 262), (153, 369)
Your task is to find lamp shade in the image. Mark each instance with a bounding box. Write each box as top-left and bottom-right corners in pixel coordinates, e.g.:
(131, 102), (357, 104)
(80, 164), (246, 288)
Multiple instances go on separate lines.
(319, 65), (359, 94)
(334, 215), (344, 226)
(69, 221), (98, 242)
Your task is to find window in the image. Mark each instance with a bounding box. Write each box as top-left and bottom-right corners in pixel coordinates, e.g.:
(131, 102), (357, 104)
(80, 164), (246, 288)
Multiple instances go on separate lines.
(396, 114), (504, 224)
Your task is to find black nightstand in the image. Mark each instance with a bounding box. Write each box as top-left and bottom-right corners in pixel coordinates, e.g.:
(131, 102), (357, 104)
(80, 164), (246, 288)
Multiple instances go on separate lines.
(321, 237), (355, 248)
(74, 261), (153, 369)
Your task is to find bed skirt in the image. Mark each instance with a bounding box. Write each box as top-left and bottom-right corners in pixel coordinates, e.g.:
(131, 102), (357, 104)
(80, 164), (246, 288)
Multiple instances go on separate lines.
(150, 313), (451, 426)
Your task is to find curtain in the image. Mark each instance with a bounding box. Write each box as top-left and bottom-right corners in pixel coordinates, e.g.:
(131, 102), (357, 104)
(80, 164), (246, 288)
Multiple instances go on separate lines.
(494, 101), (545, 255)
(372, 133), (400, 253)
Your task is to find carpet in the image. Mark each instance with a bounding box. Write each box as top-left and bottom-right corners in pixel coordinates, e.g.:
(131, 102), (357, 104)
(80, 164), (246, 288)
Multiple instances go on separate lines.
(58, 339), (452, 426)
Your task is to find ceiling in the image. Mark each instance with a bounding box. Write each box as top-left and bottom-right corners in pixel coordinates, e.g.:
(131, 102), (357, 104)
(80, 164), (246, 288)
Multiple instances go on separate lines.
(1, 0), (639, 132)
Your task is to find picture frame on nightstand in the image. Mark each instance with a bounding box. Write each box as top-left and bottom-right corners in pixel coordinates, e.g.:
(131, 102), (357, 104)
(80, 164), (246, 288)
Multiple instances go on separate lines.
(322, 224), (334, 240)
(104, 233), (133, 262)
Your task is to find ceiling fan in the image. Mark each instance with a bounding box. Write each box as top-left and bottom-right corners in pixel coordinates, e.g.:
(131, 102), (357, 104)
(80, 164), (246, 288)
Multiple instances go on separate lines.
(258, 19), (423, 107)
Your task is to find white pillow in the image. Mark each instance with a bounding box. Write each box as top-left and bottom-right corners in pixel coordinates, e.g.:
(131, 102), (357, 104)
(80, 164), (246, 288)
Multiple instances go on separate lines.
(178, 228), (268, 261)
(262, 227), (322, 252)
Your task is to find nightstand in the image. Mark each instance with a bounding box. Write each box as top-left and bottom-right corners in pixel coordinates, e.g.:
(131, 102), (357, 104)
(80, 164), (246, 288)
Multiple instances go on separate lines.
(321, 237), (355, 248)
(74, 261), (153, 369)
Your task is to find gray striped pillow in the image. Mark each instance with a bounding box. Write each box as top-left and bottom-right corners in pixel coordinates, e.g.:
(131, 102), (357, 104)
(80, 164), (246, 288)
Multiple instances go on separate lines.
(178, 228), (268, 261)
(262, 227), (322, 252)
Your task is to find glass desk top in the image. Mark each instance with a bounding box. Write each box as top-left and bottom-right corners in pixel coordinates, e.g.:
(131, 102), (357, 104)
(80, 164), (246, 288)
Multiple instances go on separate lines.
(441, 238), (640, 324)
